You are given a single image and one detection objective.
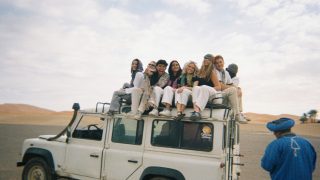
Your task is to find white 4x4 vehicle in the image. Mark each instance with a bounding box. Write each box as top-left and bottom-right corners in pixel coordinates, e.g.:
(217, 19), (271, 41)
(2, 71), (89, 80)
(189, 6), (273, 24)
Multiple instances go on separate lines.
(17, 102), (243, 180)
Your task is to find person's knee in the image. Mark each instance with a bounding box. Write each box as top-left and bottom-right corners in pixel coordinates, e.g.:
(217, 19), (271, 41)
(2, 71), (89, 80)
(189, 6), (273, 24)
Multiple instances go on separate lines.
(132, 88), (142, 94)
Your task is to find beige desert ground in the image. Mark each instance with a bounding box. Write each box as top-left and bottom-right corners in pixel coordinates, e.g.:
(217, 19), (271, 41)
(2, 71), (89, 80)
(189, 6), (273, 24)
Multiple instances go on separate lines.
(0, 103), (319, 180)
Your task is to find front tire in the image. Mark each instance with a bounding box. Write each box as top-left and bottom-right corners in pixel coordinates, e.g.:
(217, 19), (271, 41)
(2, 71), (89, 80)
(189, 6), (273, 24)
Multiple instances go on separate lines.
(22, 157), (55, 180)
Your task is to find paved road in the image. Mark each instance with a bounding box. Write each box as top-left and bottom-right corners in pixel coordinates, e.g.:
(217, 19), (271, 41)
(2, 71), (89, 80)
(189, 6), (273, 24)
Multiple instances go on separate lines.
(0, 124), (319, 180)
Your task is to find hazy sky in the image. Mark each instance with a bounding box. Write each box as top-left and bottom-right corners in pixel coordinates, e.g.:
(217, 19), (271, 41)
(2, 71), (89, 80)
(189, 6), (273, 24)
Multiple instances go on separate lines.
(0, 0), (319, 115)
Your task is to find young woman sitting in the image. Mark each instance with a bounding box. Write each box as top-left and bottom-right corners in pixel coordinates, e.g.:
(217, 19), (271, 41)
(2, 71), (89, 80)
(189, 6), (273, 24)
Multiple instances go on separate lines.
(107, 59), (143, 115)
(190, 56), (221, 121)
(159, 60), (182, 117)
(173, 61), (199, 120)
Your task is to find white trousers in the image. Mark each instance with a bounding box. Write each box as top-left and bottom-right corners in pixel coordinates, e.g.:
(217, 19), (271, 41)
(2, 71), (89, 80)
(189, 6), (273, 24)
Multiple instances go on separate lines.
(175, 88), (192, 105)
(222, 87), (240, 115)
(192, 85), (217, 111)
(151, 86), (164, 108)
(131, 88), (143, 114)
(161, 86), (175, 106)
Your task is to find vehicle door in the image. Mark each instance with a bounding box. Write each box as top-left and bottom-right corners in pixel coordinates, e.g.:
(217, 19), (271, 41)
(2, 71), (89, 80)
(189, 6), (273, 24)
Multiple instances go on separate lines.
(64, 114), (107, 179)
(104, 117), (144, 180)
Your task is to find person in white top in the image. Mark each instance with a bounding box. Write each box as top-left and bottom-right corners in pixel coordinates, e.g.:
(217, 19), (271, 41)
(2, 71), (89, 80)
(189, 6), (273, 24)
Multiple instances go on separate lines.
(214, 55), (246, 123)
(129, 61), (157, 119)
(107, 59), (144, 115)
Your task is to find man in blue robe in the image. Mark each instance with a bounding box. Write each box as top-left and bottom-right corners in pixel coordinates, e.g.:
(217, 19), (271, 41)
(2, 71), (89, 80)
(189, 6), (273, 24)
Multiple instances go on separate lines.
(261, 117), (317, 180)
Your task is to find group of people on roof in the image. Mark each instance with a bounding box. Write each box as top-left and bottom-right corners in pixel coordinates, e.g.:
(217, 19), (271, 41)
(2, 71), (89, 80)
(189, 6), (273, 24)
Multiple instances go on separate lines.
(107, 54), (247, 122)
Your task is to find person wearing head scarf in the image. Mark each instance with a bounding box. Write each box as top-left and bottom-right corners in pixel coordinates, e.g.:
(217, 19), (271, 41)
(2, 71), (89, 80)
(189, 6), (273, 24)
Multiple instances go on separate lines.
(107, 59), (144, 115)
(261, 118), (317, 180)
(225, 63), (247, 123)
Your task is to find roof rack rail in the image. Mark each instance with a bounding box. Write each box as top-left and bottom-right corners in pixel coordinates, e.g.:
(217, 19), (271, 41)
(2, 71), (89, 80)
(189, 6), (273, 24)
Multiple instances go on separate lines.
(95, 102), (110, 113)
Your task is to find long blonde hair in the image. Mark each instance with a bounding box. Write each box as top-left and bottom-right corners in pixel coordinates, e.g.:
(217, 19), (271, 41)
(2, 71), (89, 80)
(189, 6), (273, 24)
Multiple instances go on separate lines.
(182, 61), (199, 76)
(198, 59), (213, 81)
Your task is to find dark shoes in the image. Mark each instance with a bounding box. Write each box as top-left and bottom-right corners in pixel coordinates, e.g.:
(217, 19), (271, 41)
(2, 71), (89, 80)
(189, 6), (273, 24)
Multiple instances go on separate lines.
(107, 110), (118, 116)
(190, 112), (201, 121)
(174, 112), (185, 121)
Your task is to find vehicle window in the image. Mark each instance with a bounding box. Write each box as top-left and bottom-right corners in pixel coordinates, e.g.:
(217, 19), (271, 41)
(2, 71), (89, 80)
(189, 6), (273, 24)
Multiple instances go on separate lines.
(151, 120), (213, 151)
(72, 115), (104, 141)
(112, 118), (144, 145)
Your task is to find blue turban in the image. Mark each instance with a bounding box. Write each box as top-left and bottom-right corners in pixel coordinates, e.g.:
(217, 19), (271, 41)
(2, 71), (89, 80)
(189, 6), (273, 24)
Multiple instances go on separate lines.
(266, 118), (295, 132)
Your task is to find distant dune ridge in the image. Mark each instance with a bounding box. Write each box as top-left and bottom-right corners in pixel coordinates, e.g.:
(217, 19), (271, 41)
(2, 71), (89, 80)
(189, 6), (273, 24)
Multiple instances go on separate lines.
(0, 103), (318, 137)
(244, 112), (300, 124)
(0, 103), (56, 114)
(0, 103), (299, 122)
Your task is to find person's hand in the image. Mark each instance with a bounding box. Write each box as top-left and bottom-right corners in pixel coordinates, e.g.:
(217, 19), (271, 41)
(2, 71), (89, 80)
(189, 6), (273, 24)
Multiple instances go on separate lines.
(177, 87), (184, 93)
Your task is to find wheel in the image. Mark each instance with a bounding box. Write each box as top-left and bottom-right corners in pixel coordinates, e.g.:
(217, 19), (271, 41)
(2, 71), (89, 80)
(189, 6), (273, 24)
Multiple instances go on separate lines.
(22, 157), (55, 180)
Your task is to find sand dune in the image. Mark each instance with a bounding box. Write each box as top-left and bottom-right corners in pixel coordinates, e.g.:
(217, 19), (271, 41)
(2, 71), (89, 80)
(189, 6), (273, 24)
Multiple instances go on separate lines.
(244, 112), (300, 124)
(0, 104), (319, 137)
(0, 103), (56, 114)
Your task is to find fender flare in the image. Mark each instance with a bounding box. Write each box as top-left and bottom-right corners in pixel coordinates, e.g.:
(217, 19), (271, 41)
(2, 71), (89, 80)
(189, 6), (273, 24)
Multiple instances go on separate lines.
(140, 166), (185, 180)
(21, 147), (55, 171)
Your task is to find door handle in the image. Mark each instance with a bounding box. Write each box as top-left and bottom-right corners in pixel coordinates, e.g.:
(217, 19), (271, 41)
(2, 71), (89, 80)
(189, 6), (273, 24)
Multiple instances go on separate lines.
(90, 153), (99, 158)
(128, 160), (138, 163)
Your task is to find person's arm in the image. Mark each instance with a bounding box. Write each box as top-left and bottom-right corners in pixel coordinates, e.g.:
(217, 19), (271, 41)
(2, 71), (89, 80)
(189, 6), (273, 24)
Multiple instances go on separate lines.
(156, 73), (169, 88)
(261, 142), (279, 172)
(310, 143), (317, 172)
(125, 72), (144, 94)
(133, 72), (144, 88)
(220, 71), (234, 90)
(211, 71), (221, 91)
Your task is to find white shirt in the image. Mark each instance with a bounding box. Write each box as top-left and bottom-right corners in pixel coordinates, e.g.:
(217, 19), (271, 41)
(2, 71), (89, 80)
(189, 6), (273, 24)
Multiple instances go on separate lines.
(125, 72), (144, 94)
(232, 77), (240, 87)
(215, 69), (233, 85)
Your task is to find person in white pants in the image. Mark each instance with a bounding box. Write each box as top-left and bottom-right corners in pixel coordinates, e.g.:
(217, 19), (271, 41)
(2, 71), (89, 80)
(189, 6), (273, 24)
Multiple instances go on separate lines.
(190, 55), (221, 121)
(147, 60), (169, 116)
(214, 55), (246, 123)
(173, 61), (199, 120)
(107, 59), (144, 115)
(129, 61), (157, 118)
(226, 64), (243, 111)
(132, 60), (170, 119)
(159, 60), (182, 116)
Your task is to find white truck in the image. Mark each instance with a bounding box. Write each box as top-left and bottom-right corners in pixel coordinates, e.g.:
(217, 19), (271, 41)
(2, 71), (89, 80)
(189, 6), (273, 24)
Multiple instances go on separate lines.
(17, 101), (243, 180)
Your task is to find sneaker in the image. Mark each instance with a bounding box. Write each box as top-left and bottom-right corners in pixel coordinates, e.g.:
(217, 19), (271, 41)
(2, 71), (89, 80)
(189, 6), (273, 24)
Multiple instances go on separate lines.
(148, 109), (159, 116)
(134, 111), (142, 120)
(159, 109), (172, 117)
(107, 110), (117, 116)
(235, 113), (248, 124)
(190, 112), (201, 121)
(174, 112), (185, 121)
